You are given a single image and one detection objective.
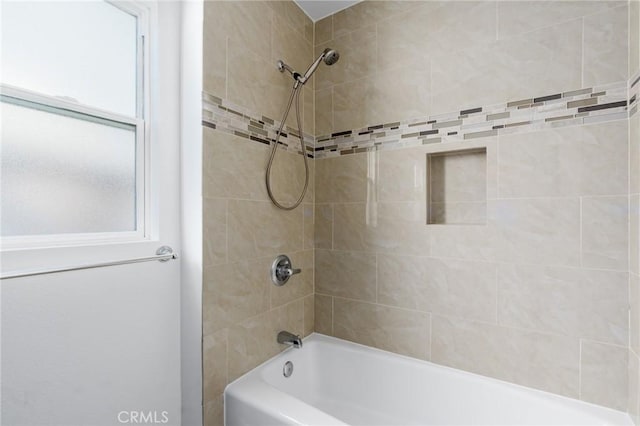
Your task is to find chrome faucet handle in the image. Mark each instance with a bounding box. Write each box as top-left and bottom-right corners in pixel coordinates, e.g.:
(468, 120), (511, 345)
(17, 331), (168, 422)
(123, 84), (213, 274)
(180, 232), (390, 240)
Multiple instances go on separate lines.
(283, 267), (301, 277)
(271, 255), (302, 286)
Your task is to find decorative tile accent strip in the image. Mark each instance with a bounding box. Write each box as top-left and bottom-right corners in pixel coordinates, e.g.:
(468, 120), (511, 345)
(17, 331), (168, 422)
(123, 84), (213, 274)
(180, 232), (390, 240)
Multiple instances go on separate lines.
(202, 76), (636, 160)
(202, 92), (315, 158)
(630, 69), (640, 119)
(313, 80), (630, 159)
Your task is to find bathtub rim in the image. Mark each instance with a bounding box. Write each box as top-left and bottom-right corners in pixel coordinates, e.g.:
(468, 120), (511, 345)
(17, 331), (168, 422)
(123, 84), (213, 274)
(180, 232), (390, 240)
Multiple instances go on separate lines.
(224, 332), (632, 425)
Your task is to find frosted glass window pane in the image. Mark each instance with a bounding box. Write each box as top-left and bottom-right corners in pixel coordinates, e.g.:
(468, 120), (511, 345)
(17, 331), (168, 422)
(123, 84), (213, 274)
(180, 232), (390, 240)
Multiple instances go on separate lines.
(1, 1), (137, 116)
(1, 101), (137, 237)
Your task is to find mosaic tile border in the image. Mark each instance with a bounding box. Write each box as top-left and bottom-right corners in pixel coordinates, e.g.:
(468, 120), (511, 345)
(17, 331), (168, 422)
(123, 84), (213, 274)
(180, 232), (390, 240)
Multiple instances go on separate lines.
(202, 74), (638, 160)
(314, 79), (631, 159)
(630, 69), (640, 119)
(202, 92), (315, 158)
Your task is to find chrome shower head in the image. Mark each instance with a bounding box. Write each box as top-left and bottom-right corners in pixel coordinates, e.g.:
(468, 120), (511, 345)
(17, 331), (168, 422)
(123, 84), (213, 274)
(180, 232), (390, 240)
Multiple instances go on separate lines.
(277, 48), (341, 87)
(322, 49), (340, 66)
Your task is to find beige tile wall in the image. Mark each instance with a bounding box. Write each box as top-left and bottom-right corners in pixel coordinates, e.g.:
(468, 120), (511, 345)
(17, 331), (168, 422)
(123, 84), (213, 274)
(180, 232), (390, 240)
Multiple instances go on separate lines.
(201, 0), (636, 422)
(314, 0), (628, 133)
(202, 2), (314, 426)
(315, 121), (630, 408)
(314, 0), (633, 413)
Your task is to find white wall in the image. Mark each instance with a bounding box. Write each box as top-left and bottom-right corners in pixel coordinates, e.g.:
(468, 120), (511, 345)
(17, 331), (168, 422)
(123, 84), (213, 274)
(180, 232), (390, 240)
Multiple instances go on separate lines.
(1, 2), (183, 425)
(2, 263), (181, 426)
(180, 1), (204, 425)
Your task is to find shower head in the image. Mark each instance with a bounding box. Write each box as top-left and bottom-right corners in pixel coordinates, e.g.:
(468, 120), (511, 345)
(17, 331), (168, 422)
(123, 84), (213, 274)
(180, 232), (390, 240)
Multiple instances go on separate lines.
(322, 49), (340, 66)
(278, 48), (341, 87)
(299, 48), (340, 86)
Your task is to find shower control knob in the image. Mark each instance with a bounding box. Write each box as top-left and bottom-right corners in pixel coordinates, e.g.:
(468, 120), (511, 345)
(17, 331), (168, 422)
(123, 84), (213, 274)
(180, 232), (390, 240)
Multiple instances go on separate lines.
(271, 255), (301, 286)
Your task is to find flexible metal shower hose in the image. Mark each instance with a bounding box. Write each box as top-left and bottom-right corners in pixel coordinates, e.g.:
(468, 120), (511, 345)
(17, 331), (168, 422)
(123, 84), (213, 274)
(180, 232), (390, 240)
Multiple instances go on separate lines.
(265, 84), (309, 210)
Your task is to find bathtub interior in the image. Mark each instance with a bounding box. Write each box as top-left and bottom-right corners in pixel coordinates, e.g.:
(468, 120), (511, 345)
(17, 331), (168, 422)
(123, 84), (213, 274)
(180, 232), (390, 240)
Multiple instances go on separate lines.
(249, 334), (632, 426)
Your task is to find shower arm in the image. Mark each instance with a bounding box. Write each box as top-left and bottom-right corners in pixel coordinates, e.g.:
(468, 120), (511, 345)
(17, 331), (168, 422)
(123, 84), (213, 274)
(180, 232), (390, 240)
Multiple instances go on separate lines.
(277, 50), (329, 87)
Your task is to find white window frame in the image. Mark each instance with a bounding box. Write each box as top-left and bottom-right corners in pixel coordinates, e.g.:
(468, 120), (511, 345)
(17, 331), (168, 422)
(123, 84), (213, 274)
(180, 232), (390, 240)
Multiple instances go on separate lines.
(0, 0), (151, 250)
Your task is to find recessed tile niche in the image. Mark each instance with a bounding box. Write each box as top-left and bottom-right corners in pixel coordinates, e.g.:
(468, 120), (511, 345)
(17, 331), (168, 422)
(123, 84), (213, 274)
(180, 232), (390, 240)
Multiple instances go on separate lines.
(427, 148), (487, 225)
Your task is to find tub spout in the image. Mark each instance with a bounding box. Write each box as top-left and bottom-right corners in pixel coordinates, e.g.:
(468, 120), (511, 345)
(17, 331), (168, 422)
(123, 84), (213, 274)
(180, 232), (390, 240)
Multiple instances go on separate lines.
(277, 331), (303, 348)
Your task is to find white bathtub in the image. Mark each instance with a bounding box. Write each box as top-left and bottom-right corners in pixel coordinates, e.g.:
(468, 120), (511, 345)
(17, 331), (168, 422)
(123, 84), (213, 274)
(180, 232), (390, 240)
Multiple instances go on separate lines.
(224, 334), (632, 426)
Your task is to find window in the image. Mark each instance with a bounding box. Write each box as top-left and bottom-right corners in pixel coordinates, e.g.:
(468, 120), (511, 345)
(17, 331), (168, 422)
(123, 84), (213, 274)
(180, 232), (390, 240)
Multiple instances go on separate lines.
(1, 1), (148, 246)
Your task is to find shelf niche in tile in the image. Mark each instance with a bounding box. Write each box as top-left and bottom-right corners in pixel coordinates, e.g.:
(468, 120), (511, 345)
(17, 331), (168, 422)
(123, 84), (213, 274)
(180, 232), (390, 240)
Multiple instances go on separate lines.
(427, 148), (487, 225)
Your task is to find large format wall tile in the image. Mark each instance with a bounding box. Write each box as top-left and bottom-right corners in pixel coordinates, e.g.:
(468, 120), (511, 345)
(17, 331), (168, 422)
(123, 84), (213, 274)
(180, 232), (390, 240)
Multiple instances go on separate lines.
(631, 114), (640, 194)
(331, 0), (419, 40)
(203, 329), (228, 402)
(315, 15), (332, 45)
(377, 147), (426, 203)
(630, 350), (640, 424)
(315, 249), (376, 302)
(209, 1), (271, 62)
(315, 25), (376, 90)
(268, 1), (313, 45)
(203, 129), (268, 201)
(332, 77), (376, 132)
(631, 0), (640, 77)
(303, 294), (314, 337)
(497, 1), (622, 39)
(431, 20), (581, 114)
(227, 200), (303, 260)
(315, 152), (368, 203)
(377, 255), (497, 323)
(432, 315), (580, 398)
(227, 40), (289, 125)
(497, 264), (628, 345)
(581, 196), (628, 271)
(498, 122), (628, 198)
(333, 298), (430, 360)
(203, 198), (227, 268)
(376, 1), (497, 73)
(227, 299), (303, 382)
(202, 4), (226, 97)
(315, 87), (333, 136)
(491, 198), (581, 266)
(313, 203), (333, 249)
(430, 224), (496, 262)
(333, 202), (431, 255)
(632, 195), (640, 276)
(201, 3), (316, 426)
(203, 257), (271, 334)
(272, 13), (313, 75)
(368, 59), (431, 127)
(308, 0), (632, 416)
(584, 5), (629, 86)
(633, 274), (640, 356)
(314, 294), (333, 335)
(204, 396), (224, 426)
(580, 341), (628, 410)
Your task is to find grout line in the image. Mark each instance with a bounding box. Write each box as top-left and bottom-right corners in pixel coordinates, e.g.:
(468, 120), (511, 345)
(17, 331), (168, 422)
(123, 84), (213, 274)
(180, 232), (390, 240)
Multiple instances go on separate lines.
(428, 313), (433, 361)
(578, 339), (583, 400)
(581, 18), (585, 89)
(375, 253), (379, 304)
(495, 0), (499, 41)
(331, 203), (335, 250)
(225, 36), (229, 100)
(225, 199), (229, 265)
(495, 265), (499, 325)
(579, 196), (584, 268)
(330, 295), (334, 335)
(316, 292), (627, 344)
